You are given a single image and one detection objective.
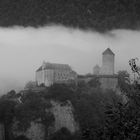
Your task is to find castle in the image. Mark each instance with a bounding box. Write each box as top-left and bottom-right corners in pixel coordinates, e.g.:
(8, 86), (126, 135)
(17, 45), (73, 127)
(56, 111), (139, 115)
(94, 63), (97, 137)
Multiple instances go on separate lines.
(36, 48), (118, 91)
(36, 62), (77, 87)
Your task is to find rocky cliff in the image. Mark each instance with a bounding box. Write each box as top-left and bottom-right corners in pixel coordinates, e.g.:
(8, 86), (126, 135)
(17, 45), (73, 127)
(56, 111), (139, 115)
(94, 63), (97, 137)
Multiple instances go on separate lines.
(11, 100), (79, 140)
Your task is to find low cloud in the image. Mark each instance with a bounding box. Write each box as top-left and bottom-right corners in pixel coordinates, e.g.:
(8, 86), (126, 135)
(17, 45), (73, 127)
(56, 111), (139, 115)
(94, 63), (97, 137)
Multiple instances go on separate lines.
(0, 26), (139, 94)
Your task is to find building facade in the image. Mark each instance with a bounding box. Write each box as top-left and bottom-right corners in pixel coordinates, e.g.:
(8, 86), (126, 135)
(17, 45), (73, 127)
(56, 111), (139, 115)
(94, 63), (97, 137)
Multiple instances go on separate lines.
(36, 62), (77, 87)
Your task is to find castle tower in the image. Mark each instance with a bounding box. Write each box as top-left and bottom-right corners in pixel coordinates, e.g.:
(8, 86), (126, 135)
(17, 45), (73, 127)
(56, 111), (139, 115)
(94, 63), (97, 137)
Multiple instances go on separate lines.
(93, 65), (100, 75)
(101, 48), (115, 75)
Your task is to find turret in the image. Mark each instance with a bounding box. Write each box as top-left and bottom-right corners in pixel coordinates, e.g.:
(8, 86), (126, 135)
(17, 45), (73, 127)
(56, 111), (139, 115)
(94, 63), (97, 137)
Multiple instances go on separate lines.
(93, 65), (100, 75)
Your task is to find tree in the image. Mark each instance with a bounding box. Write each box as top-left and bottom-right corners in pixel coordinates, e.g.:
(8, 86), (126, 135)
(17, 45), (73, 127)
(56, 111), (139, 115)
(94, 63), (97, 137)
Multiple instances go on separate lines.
(24, 81), (37, 89)
(118, 70), (130, 92)
(129, 58), (140, 88)
(0, 99), (17, 140)
(87, 76), (100, 88)
(15, 91), (54, 131)
(1, 90), (16, 99)
(129, 58), (140, 76)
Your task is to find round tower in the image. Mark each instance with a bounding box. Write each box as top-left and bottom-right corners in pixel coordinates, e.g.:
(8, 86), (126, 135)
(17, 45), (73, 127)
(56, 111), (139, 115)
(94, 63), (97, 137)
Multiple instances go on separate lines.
(101, 48), (115, 75)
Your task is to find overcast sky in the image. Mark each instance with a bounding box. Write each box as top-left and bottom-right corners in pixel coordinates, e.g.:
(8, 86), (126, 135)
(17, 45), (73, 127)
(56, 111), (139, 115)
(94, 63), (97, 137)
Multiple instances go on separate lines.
(0, 25), (140, 93)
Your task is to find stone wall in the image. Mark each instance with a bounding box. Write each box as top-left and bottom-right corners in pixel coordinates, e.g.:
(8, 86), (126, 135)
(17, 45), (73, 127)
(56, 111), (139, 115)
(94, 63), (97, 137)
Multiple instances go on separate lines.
(99, 76), (118, 91)
(77, 75), (118, 91)
(36, 70), (43, 85)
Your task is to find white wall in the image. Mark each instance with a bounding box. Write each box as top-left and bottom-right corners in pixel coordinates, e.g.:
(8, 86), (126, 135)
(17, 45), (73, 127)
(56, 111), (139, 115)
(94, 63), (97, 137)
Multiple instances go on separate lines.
(36, 68), (77, 87)
(44, 69), (54, 87)
(36, 71), (43, 85)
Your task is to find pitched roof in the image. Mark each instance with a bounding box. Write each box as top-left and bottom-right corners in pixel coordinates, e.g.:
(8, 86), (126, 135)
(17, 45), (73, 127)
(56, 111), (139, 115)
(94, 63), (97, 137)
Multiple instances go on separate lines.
(36, 62), (71, 72)
(102, 48), (114, 55)
(36, 66), (42, 72)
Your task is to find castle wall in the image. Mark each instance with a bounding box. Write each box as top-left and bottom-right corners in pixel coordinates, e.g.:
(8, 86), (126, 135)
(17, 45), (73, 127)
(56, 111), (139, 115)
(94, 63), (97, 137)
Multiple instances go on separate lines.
(44, 69), (54, 87)
(54, 70), (77, 84)
(36, 70), (43, 86)
(77, 75), (118, 91)
(36, 69), (54, 87)
(99, 77), (118, 91)
(54, 69), (70, 83)
(36, 68), (77, 87)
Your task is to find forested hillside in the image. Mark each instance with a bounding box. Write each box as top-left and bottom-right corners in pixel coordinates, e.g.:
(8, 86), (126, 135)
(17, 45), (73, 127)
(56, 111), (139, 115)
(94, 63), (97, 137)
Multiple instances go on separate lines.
(0, 82), (123, 140)
(0, 0), (140, 31)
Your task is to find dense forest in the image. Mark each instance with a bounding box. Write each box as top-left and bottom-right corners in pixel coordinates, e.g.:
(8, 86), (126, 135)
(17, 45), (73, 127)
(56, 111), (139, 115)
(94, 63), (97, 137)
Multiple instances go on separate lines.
(0, 0), (140, 31)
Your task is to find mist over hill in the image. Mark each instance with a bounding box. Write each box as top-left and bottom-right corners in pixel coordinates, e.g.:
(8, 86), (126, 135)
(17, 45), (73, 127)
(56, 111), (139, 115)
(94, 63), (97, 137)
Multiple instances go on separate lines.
(0, 78), (23, 95)
(0, 0), (140, 32)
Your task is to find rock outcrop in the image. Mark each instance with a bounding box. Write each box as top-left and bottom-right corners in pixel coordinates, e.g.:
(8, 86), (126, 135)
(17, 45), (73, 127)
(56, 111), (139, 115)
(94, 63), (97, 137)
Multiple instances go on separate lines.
(49, 100), (79, 134)
(11, 100), (79, 140)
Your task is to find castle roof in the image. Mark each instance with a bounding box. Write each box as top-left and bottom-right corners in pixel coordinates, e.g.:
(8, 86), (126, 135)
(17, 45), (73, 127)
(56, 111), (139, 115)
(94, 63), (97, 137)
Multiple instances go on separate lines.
(102, 48), (114, 55)
(36, 62), (71, 72)
(36, 66), (42, 72)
